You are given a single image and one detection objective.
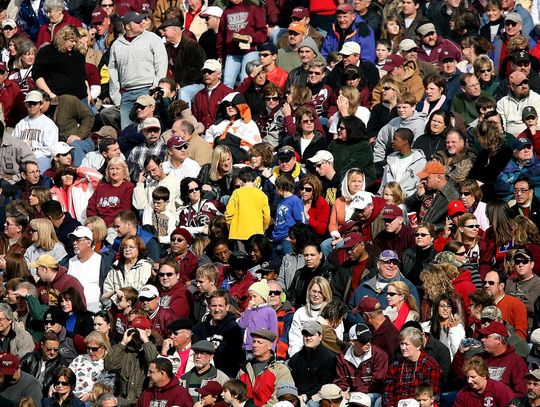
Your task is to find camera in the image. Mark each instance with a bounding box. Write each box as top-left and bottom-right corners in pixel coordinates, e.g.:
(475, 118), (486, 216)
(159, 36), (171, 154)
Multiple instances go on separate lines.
(461, 337), (482, 348)
(127, 328), (141, 340)
(149, 87), (164, 98)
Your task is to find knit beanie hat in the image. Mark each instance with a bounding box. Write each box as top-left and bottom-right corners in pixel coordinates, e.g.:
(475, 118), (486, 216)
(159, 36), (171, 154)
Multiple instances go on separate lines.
(170, 227), (193, 245)
(249, 279), (270, 301)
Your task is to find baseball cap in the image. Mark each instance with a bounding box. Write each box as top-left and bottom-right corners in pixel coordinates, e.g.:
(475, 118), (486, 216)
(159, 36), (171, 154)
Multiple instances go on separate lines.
(447, 200), (466, 217)
(160, 18), (182, 29)
(505, 12), (522, 23)
(301, 321), (322, 336)
(28, 254), (59, 270)
(0, 354), (19, 376)
(348, 393), (371, 407)
(339, 42), (361, 56)
(51, 141), (74, 157)
(348, 323), (372, 343)
(200, 6), (223, 18)
(512, 49), (530, 64)
(382, 204), (403, 220)
(342, 232), (363, 249)
(399, 39), (417, 52)
(417, 161), (446, 179)
(439, 48), (460, 62)
(512, 137), (532, 150)
(142, 117), (161, 130)
(528, 370), (540, 381)
(531, 328), (540, 345)
(25, 90), (43, 103)
(288, 21), (307, 34)
(477, 320), (508, 338)
(509, 70), (527, 84)
(68, 226), (93, 242)
(167, 135), (187, 148)
(312, 384), (342, 401)
(277, 145), (296, 161)
(130, 315), (151, 330)
(523, 106), (538, 120)
(93, 125), (118, 139)
(44, 307), (67, 326)
(336, 3), (354, 13)
(91, 8), (108, 24)
(350, 191), (373, 210)
(138, 284), (159, 299)
(135, 95), (155, 107)
(1, 19), (16, 29)
(308, 150), (334, 164)
(251, 329), (277, 342)
(276, 384), (299, 398)
(379, 250), (399, 262)
(480, 305), (502, 321)
(196, 381), (223, 397)
(354, 296), (381, 313)
(122, 11), (144, 24)
(382, 54), (404, 72)
(417, 22), (436, 36)
(202, 59), (222, 72)
(514, 247), (533, 260)
(292, 7), (309, 19)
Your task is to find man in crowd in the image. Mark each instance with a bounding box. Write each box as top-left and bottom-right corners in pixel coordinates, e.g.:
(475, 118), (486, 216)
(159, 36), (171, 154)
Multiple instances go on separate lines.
(452, 73), (486, 125)
(276, 22), (307, 73)
(510, 177), (540, 223)
(0, 124), (35, 183)
(138, 285), (175, 339)
(415, 22), (461, 65)
(0, 303), (34, 358)
(112, 210), (160, 261)
(127, 117), (167, 172)
(0, 353), (42, 406)
(162, 135), (201, 178)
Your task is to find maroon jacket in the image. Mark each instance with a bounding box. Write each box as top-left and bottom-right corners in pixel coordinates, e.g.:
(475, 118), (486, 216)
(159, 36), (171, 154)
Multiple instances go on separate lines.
(224, 271), (257, 311)
(135, 376), (193, 407)
(158, 281), (194, 319)
(86, 181), (135, 226)
(192, 82), (233, 131)
(453, 378), (514, 407)
(216, 2), (268, 58)
(415, 35), (462, 64)
(36, 266), (86, 308)
(36, 12), (82, 48)
(150, 306), (176, 339)
(372, 316), (400, 359)
(334, 344), (388, 394)
(0, 79), (25, 127)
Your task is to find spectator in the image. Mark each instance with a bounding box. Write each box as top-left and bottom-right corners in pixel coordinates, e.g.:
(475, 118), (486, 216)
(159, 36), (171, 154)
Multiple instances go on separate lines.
(127, 118), (167, 172)
(0, 353), (43, 406)
(0, 129), (36, 183)
(137, 285), (175, 339)
(24, 218), (68, 274)
(0, 302), (34, 358)
(451, 73), (486, 125)
(59, 287), (94, 337)
(159, 318), (194, 377)
(155, 259), (194, 318)
(43, 307), (87, 364)
(163, 133), (202, 179)
(198, 7), (222, 60)
(415, 21), (461, 65)
(36, 0), (82, 47)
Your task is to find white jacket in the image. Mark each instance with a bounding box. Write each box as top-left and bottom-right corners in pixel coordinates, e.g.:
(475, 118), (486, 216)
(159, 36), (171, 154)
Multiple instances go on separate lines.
(204, 118), (261, 151)
(497, 90), (540, 136)
(421, 320), (465, 360)
(103, 258), (153, 294)
(378, 149), (427, 197)
(132, 173), (181, 212)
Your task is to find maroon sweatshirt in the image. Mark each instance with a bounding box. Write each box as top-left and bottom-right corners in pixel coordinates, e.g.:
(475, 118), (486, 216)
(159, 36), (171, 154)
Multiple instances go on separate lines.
(36, 266), (86, 308)
(87, 181), (134, 226)
(135, 376), (193, 407)
(453, 378), (514, 407)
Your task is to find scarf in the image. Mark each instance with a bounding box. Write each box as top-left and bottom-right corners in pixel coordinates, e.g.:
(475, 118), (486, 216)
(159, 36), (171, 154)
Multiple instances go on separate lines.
(394, 302), (411, 331)
(421, 95), (446, 116)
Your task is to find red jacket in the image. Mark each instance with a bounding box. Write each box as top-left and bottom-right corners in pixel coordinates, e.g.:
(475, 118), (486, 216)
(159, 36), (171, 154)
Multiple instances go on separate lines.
(275, 302), (295, 360)
(158, 281), (193, 319)
(453, 378), (514, 407)
(36, 266), (86, 308)
(307, 196), (331, 236)
(150, 306), (176, 339)
(239, 356), (291, 407)
(0, 79), (25, 127)
(224, 272), (257, 311)
(36, 12), (82, 49)
(192, 82), (233, 131)
(451, 270), (476, 314)
(135, 376), (193, 407)
(335, 344), (388, 394)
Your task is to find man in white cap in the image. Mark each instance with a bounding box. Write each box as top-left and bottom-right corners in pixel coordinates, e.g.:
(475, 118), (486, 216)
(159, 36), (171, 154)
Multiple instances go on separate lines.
(127, 117), (167, 172)
(109, 11), (167, 129)
(309, 150), (341, 205)
(327, 41), (379, 90)
(192, 59), (233, 131)
(12, 90), (59, 173)
(67, 226), (103, 312)
(118, 94), (157, 157)
(199, 7), (223, 60)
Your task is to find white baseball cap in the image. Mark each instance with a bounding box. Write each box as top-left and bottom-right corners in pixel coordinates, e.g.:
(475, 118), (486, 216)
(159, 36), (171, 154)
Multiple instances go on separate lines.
(308, 150), (334, 164)
(339, 42), (361, 56)
(68, 226), (93, 242)
(200, 6), (223, 18)
(350, 191), (373, 210)
(51, 142), (74, 157)
(202, 59), (222, 72)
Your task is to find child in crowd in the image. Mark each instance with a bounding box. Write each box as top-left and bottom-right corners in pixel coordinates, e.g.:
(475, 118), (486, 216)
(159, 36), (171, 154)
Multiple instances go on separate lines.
(415, 384), (436, 407)
(111, 286), (138, 343)
(237, 279), (278, 355)
(142, 186), (177, 247)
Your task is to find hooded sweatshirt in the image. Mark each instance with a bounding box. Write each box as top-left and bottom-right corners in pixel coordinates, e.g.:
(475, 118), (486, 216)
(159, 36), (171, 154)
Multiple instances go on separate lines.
(135, 376), (193, 407)
(328, 169), (366, 237)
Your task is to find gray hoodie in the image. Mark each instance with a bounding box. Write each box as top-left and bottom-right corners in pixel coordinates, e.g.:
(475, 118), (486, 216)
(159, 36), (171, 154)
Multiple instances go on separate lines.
(374, 111), (427, 163)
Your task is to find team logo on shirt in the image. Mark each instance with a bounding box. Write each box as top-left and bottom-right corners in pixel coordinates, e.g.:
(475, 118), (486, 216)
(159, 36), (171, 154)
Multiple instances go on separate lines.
(227, 12), (248, 32)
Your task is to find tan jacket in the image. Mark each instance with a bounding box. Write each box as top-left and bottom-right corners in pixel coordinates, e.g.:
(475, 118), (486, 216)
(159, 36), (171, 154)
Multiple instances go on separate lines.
(372, 60), (425, 105)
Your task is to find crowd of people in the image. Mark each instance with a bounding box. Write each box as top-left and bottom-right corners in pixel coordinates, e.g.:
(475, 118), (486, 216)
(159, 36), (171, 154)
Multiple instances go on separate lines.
(1, 0), (540, 406)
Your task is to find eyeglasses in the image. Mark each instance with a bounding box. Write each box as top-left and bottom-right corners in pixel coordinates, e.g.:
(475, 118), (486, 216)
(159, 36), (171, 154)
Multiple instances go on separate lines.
(269, 290), (282, 296)
(301, 119), (314, 124)
(512, 79), (529, 87)
(265, 96), (279, 101)
(514, 188), (531, 194)
(415, 232), (430, 237)
(439, 304), (452, 309)
(202, 69), (215, 75)
(259, 52), (271, 57)
(381, 259), (399, 265)
(88, 346), (102, 352)
(171, 237), (185, 243)
(463, 224), (480, 229)
(505, 20), (518, 27)
(308, 71), (323, 76)
(337, 126), (346, 132)
(101, 3), (114, 6)
(134, 104), (146, 110)
(484, 280), (497, 286)
(158, 272), (175, 277)
(300, 186), (313, 192)
(55, 381), (70, 386)
(459, 191), (471, 197)
(479, 68), (492, 74)
(455, 250), (467, 255)
(387, 292), (399, 296)
(174, 144), (189, 150)
(188, 187), (200, 193)
(514, 258), (530, 265)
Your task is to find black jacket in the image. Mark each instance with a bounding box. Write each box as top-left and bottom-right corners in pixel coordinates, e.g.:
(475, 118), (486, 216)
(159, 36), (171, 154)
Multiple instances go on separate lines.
(288, 344), (337, 397)
(288, 260), (336, 308)
(20, 352), (69, 397)
(283, 131), (328, 165)
(168, 36), (206, 87)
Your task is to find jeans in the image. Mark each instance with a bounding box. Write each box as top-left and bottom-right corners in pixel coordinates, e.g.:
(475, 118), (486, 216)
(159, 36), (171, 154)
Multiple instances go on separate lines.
(272, 240), (293, 258)
(179, 83), (205, 107)
(71, 138), (94, 167)
(120, 87), (150, 130)
(321, 237), (345, 256)
(222, 51), (259, 89)
(269, 27), (287, 45)
(37, 156), (51, 173)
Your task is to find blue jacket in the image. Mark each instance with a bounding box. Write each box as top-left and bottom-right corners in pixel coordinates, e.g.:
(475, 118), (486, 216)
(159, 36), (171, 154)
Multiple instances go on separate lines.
(321, 15), (375, 63)
(481, 3), (534, 42)
(348, 273), (420, 324)
(112, 225), (161, 261)
(272, 195), (305, 242)
(17, 0), (48, 42)
(494, 157), (540, 200)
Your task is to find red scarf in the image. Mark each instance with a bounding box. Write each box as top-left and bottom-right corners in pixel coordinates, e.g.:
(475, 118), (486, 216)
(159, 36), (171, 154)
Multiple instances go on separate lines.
(394, 302), (411, 331)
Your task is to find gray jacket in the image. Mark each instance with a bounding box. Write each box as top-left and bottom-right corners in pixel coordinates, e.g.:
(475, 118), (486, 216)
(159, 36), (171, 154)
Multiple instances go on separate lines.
(0, 134), (36, 182)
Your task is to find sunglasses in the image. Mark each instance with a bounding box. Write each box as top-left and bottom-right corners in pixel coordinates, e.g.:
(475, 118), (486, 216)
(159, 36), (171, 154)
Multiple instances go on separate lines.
(315, 162), (325, 168)
(382, 86), (394, 91)
(512, 79), (529, 87)
(415, 232), (430, 237)
(188, 187), (200, 193)
(308, 71), (323, 76)
(202, 69), (215, 75)
(269, 290), (282, 296)
(139, 297), (156, 302)
(134, 104), (146, 110)
(234, 184), (242, 189)
(88, 346), (102, 352)
(158, 272), (175, 277)
(479, 68), (492, 74)
(259, 52), (272, 57)
(25, 101), (39, 106)
(459, 191), (471, 197)
(514, 258), (530, 265)
(505, 20), (518, 27)
(55, 381), (70, 386)
(300, 186), (313, 192)
(171, 237), (185, 243)
(265, 96), (279, 101)
(381, 259), (399, 265)
(387, 292), (399, 296)
(302, 119), (314, 124)
(484, 280), (497, 286)
(174, 144), (189, 150)
(463, 224), (480, 229)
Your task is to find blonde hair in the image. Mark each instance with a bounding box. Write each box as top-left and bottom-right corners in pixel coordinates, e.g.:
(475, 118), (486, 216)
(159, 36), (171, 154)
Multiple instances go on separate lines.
(388, 281), (417, 311)
(383, 182), (405, 205)
(29, 218), (61, 251)
(85, 216), (108, 243)
(105, 157), (130, 183)
(420, 264), (455, 302)
(209, 145), (233, 181)
(340, 85), (361, 115)
(53, 25), (81, 53)
(85, 330), (111, 353)
(305, 276), (332, 317)
(191, 236), (211, 257)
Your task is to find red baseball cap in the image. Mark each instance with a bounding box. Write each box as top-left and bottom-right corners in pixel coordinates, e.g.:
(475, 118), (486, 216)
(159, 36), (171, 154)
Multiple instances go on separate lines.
(477, 321), (508, 338)
(291, 7), (309, 19)
(91, 8), (108, 24)
(448, 200), (466, 217)
(353, 296), (381, 314)
(130, 316), (151, 330)
(382, 204), (403, 220)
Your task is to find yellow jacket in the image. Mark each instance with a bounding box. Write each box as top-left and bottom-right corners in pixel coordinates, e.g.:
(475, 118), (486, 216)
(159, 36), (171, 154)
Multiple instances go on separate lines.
(225, 186), (270, 240)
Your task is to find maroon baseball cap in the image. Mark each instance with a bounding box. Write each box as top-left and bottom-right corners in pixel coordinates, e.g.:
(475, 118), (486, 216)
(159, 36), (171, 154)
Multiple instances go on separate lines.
(336, 3), (354, 13)
(438, 48), (460, 62)
(353, 296), (381, 314)
(448, 200), (466, 217)
(382, 204), (403, 220)
(382, 54), (404, 72)
(292, 7), (309, 19)
(342, 232), (363, 249)
(167, 135), (187, 148)
(196, 381), (223, 397)
(477, 321), (508, 338)
(0, 353), (19, 376)
(91, 8), (108, 24)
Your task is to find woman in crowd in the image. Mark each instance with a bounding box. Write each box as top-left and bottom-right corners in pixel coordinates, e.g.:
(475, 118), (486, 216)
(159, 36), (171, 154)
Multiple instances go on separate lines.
(457, 179), (490, 230)
(282, 84), (323, 137)
(283, 107), (327, 165)
(101, 236), (152, 301)
(278, 223), (317, 291)
(420, 263), (462, 320)
(28, 186), (52, 219)
(86, 157), (134, 227)
(305, 60), (332, 119)
(299, 175), (330, 239)
(198, 146), (240, 203)
(422, 292), (466, 359)
(178, 177), (223, 236)
(328, 115), (375, 182)
(367, 76), (403, 138)
(42, 367), (84, 406)
(380, 15), (404, 52)
(68, 331), (114, 403)
(245, 234), (278, 278)
(512, 215), (540, 275)
(455, 214), (483, 266)
(254, 83), (285, 148)
(4, 253), (32, 282)
(381, 182), (408, 220)
(60, 287), (94, 338)
(248, 143), (276, 203)
(413, 110), (451, 161)
(480, 199), (514, 277)
(402, 222), (437, 286)
(93, 310), (114, 344)
(473, 55), (499, 96)
(24, 218), (67, 274)
(8, 39), (37, 94)
(328, 86), (370, 138)
(288, 276), (334, 357)
(384, 281), (419, 331)
(416, 74), (450, 116)
(433, 128), (476, 183)
(84, 217), (109, 253)
(204, 237), (232, 267)
(458, 37), (493, 74)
